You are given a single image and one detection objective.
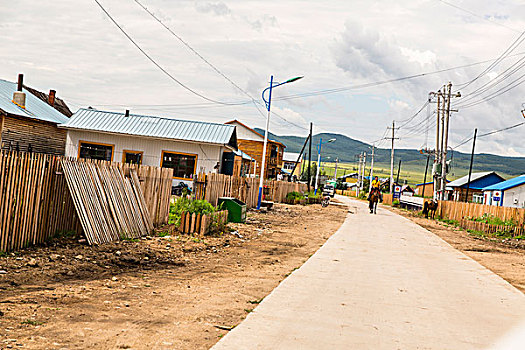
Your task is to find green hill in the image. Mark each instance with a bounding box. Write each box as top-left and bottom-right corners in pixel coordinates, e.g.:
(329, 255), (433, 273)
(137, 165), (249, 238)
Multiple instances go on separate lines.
(256, 128), (525, 182)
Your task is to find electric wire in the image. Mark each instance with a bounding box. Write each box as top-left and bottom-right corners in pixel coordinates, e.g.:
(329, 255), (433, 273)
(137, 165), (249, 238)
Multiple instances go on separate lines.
(436, 0), (521, 33)
(451, 121), (525, 150)
(93, 0), (251, 106)
(132, 0), (308, 131)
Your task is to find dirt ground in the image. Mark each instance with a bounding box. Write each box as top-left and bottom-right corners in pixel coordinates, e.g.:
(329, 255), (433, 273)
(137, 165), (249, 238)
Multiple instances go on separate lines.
(0, 203), (347, 350)
(387, 206), (525, 293)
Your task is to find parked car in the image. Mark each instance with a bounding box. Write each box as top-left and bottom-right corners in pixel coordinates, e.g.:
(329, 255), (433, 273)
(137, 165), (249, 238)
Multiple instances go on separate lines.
(323, 184), (335, 197)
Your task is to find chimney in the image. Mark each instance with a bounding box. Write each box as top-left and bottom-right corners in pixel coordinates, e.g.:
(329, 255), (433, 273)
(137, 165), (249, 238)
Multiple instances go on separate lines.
(125, 109), (130, 117)
(12, 73), (26, 108)
(48, 89), (56, 107)
(17, 73), (23, 91)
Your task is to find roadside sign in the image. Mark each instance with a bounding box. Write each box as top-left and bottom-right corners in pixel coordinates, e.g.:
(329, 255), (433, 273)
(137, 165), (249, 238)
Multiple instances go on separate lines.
(493, 191), (501, 202)
(393, 185), (401, 199)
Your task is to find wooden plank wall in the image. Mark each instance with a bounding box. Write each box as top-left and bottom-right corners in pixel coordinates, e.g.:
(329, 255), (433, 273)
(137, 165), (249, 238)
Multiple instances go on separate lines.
(438, 200), (525, 225)
(194, 173), (307, 209)
(0, 151), (81, 252)
(0, 115), (67, 156)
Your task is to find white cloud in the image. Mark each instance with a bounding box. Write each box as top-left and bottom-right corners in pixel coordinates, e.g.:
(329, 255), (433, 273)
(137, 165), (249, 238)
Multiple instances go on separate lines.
(1, 0), (525, 157)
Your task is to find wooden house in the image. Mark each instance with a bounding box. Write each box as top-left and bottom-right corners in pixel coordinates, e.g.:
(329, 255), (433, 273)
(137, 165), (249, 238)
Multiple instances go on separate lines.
(60, 108), (238, 189)
(0, 74), (70, 155)
(225, 120), (285, 179)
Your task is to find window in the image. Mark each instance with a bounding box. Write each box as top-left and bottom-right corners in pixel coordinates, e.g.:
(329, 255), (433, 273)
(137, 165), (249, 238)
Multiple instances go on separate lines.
(79, 141), (113, 161)
(123, 150), (143, 165)
(161, 151), (197, 179)
(283, 162), (295, 170)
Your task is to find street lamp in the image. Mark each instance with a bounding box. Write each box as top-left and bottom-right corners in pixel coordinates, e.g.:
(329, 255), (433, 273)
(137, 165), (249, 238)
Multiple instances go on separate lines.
(314, 138), (336, 195)
(258, 75), (303, 210)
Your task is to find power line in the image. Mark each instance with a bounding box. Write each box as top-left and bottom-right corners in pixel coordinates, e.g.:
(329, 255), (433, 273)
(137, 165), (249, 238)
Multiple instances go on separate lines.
(451, 121), (525, 150)
(436, 0), (521, 33)
(93, 0), (250, 106)
(457, 30), (525, 90)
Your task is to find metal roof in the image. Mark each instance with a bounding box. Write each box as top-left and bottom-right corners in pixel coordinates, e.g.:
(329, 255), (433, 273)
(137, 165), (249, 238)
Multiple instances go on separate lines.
(60, 108), (237, 146)
(482, 175), (525, 191)
(447, 172), (497, 188)
(0, 79), (69, 124)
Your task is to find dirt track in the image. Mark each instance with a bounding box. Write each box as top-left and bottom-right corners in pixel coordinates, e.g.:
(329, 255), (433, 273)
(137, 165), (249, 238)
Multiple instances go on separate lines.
(0, 203), (347, 349)
(388, 206), (525, 293)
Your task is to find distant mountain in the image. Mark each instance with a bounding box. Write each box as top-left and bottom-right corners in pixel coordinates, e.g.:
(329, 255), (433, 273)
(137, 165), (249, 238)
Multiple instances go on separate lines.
(255, 128), (525, 178)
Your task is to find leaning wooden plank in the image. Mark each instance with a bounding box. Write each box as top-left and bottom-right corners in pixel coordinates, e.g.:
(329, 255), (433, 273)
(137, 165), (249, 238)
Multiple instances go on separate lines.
(130, 170), (154, 232)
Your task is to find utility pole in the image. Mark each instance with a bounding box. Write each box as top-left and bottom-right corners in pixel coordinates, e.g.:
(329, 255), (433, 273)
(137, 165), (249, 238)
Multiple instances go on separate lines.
(422, 154), (430, 198)
(356, 153), (362, 197)
(465, 129), (477, 203)
(361, 152), (367, 191)
(396, 159), (402, 184)
(434, 91), (441, 200)
(388, 121), (398, 193)
(308, 122), (312, 192)
(368, 144), (375, 193)
(441, 82), (452, 200)
(333, 157), (339, 180)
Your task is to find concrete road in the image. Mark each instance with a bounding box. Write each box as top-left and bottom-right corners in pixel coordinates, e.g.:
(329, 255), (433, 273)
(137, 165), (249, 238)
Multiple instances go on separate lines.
(212, 197), (525, 349)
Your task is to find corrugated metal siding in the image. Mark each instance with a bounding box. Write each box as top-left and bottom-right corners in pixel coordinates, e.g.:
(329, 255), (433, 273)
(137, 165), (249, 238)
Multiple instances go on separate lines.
(61, 108), (235, 145)
(0, 79), (69, 124)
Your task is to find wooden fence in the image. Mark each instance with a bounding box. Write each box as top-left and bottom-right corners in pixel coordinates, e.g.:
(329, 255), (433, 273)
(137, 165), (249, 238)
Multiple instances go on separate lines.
(0, 151), (174, 252)
(194, 173), (308, 208)
(459, 218), (525, 237)
(178, 210), (228, 236)
(0, 151), (81, 252)
(438, 200), (525, 226)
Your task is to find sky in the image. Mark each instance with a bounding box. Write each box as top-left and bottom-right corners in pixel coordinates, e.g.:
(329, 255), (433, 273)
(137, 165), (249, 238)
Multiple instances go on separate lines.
(1, 0), (525, 156)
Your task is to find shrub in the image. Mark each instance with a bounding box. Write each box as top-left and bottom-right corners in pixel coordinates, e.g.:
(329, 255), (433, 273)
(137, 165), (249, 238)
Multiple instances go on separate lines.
(169, 197), (217, 226)
(286, 191), (304, 201)
(392, 199), (400, 207)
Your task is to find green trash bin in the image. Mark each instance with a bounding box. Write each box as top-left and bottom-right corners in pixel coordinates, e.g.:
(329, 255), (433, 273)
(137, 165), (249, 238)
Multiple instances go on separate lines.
(218, 197), (247, 223)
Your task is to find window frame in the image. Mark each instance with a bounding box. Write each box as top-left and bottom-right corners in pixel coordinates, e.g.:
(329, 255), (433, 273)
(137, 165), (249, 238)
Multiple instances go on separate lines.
(160, 150), (198, 180)
(122, 149), (144, 165)
(78, 140), (114, 162)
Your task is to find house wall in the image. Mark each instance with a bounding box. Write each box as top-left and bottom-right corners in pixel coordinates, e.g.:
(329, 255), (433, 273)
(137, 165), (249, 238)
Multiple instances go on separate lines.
(502, 184), (525, 208)
(236, 139), (284, 179)
(0, 114), (66, 155)
(64, 130), (225, 185)
(227, 121), (263, 141)
(415, 183), (433, 197)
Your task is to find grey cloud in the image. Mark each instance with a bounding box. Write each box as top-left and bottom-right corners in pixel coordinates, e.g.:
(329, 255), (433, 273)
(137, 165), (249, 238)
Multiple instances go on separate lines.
(195, 2), (231, 16)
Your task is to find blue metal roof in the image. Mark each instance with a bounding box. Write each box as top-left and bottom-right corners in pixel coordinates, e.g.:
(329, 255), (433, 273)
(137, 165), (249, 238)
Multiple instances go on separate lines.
(482, 175), (525, 191)
(60, 108), (237, 146)
(0, 79), (69, 124)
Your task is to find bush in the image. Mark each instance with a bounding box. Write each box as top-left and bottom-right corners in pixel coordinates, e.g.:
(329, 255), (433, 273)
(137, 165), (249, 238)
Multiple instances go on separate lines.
(169, 197), (217, 226)
(468, 213), (516, 227)
(286, 191), (305, 201)
(392, 199), (400, 207)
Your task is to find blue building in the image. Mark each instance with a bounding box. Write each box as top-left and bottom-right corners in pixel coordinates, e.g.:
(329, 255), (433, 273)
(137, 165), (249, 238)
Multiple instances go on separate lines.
(446, 171), (504, 202)
(482, 175), (525, 207)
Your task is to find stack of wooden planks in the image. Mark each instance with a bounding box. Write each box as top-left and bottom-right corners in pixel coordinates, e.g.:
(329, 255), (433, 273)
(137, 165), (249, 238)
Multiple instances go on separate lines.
(61, 159), (154, 245)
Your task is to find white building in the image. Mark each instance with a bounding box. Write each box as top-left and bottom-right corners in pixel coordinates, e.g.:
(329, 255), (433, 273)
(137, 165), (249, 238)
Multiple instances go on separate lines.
(482, 175), (525, 208)
(60, 108), (238, 187)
